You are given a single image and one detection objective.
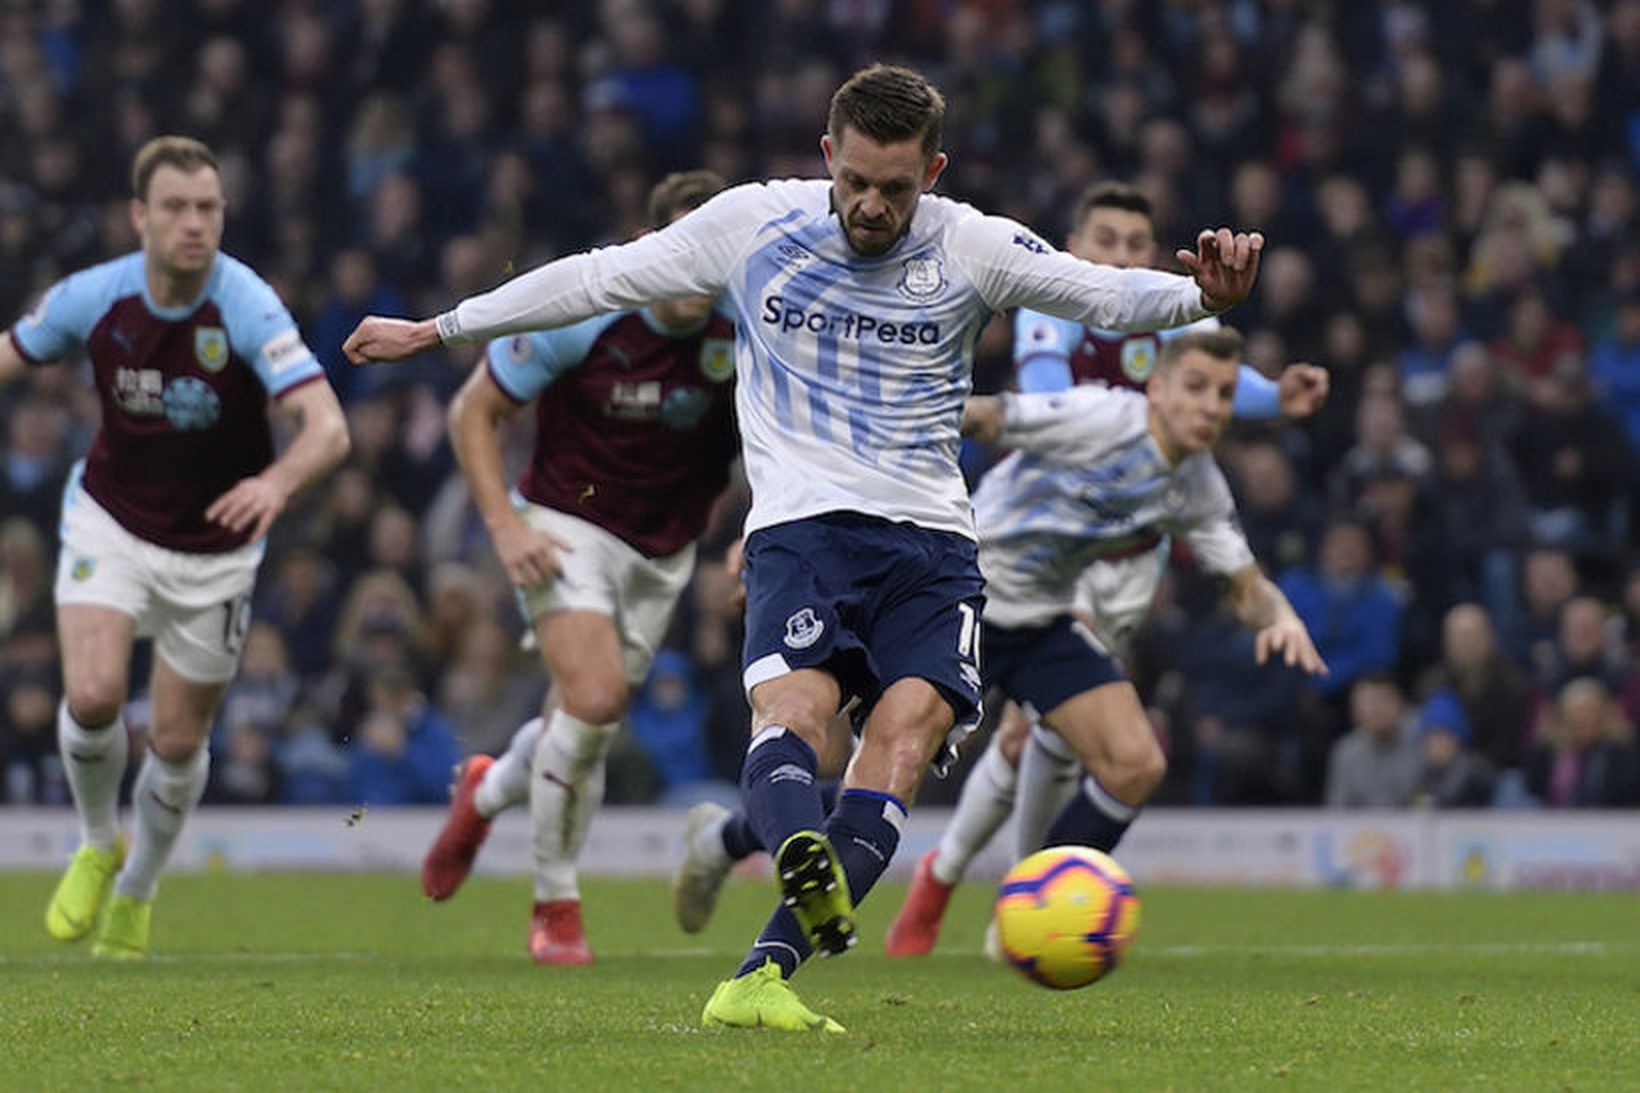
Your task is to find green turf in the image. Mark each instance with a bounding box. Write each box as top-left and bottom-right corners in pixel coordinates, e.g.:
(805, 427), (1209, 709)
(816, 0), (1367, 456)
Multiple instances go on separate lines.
(1, 869), (1635, 1090)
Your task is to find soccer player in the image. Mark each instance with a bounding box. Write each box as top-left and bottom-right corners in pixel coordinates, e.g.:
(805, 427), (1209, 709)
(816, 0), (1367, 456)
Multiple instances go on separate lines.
(883, 183), (1332, 955)
(345, 64), (1264, 1033)
(0, 136), (349, 957)
(883, 328), (1329, 957)
(415, 170), (738, 965)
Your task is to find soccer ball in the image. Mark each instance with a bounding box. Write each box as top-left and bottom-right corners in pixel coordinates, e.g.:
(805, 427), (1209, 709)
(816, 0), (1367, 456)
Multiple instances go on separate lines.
(994, 846), (1141, 990)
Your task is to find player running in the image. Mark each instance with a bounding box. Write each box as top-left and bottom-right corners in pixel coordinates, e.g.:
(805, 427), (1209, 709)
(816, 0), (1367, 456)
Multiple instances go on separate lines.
(415, 171), (737, 965)
(0, 136), (349, 958)
(346, 64), (1264, 1033)
(885, 183), (1330, 956)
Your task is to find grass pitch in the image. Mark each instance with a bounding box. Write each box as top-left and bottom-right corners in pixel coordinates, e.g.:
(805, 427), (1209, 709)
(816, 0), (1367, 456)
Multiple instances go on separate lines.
(1, 868), (1635, 1091)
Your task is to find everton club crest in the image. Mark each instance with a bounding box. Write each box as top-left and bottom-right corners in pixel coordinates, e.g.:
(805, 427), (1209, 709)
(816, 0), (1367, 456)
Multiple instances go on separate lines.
(897, 254), (946, 301)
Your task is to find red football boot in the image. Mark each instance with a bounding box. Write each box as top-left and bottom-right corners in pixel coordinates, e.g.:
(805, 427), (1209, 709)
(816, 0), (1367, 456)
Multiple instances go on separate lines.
(529, 899), (594, 966)
(420, 756), (495, 901)
(883, 849), (954, 957)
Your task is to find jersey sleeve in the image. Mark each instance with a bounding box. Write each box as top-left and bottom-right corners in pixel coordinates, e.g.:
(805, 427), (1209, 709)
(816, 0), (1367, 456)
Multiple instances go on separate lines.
(483, 315), (616, 403)
(1169, 459), (1257, 576)
(9, 268), (108, 363)
(1013, 309), (1081, 393)
(996, 385), (1132, 462)
(949, 213), (1214, 334)
(220, 266), (324, 396)
(1230, 365), (1281, 419)
(441, 183), (759, 344)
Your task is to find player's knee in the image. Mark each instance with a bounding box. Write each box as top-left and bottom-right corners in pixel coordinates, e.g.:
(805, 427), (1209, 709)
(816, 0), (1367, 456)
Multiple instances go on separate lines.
(995, 709), (1031, 766)
(65, 678), (127, 729)
(559, 678), (630, 726)
(1113, 739), (1167, 801)
(147, 729), (206, 765)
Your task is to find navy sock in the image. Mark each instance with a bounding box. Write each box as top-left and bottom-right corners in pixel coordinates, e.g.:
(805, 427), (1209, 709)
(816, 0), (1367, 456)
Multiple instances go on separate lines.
(733, 788), (908, 981)
(1044, 775), (1138, 853)
(824, 788), (906, 903)
(739, 727), (823, 857)
(722, 778), (843, 861)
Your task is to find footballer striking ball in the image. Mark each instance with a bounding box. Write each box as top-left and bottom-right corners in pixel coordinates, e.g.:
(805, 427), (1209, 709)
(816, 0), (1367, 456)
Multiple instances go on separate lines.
(994, 845), (1141, 990)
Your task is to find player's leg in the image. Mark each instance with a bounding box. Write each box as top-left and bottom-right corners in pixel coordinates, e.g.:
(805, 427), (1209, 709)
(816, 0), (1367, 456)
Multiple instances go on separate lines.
(1010, 722), (1082, 860)
(1038, 680), (1166, 854)
(883, 701), (1025, 956)
(97, 656), (226, 959)
(46, 603), (137, 941)
(421, 711), (545, 901)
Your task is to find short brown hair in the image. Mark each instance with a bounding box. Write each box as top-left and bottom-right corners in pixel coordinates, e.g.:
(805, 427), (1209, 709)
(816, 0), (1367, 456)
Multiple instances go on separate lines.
(132, 136), (219, 201)
(648, 169), (728, 229)
(1158, 327), (1243, 370)
(1073, 181), (1153, 231)
(827, 64), (945, 162)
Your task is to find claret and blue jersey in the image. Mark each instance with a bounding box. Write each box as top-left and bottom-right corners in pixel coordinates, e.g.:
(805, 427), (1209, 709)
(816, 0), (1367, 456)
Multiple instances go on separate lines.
(484, 305), (739, 559)
(9, 251), (322, 552)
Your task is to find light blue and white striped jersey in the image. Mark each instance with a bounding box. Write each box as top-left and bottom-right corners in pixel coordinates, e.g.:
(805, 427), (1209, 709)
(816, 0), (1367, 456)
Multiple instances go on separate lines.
(975, 385), (1254, 629)
(437, 179), (1214, 538)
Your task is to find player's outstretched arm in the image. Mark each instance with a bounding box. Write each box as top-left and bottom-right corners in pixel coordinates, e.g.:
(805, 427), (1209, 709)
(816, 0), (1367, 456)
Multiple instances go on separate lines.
(343, 316), (442, 365)
(0, 333), (32, 385)
(447, 363), (570, 588)
(207, 379), (350, 541)
(1225, 565), (1329, 676)
(1175, 228), (1265, 313)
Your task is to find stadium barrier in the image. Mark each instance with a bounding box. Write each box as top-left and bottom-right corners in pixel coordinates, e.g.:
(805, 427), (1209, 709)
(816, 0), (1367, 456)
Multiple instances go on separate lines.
(3, 807), (1637, 891)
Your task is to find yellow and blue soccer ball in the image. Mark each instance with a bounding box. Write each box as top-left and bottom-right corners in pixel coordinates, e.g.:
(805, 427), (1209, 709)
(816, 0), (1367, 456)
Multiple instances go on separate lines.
(994, 846), (1141, 990)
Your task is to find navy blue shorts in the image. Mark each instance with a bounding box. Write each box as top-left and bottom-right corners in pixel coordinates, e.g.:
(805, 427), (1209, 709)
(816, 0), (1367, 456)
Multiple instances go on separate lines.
(742, 512), (986, 732)
(982, 615), (1125, 719)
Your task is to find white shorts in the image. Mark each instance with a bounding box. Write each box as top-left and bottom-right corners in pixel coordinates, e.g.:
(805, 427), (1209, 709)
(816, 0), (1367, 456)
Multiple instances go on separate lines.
(1072, 540), (1170, 657)
(515, 502), (695, 686)
(55, 481), (261, 684)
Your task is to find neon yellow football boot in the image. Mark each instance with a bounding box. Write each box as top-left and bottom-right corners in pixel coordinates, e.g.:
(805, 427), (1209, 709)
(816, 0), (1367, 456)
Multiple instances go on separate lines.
(45, 843), (124, 942)
(91, 893), (151, 960)
(775, 830), (856, 956)
(701, 960), (845, 1033)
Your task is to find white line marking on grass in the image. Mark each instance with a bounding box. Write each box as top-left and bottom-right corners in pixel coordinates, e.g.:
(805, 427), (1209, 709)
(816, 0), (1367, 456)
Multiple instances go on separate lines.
(0, 951), (376, 965)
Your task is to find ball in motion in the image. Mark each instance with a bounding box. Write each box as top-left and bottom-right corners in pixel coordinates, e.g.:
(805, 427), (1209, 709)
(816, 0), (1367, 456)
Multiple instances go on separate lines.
(994, 846), (1141, 990)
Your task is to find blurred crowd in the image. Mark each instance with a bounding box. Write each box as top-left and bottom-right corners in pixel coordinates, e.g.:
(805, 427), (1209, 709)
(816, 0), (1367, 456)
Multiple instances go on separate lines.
(1, 0), (1638, 811)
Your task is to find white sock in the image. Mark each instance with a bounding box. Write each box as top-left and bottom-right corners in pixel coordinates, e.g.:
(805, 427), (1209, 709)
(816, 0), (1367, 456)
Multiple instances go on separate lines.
(932, 736), (1017, 886)
(1012, 725), (1081, 861)
(118, 749), (209, 901)
(57, 701), (129, 852)
(529, 710), (617, 902)
(474, 716), (543, 819)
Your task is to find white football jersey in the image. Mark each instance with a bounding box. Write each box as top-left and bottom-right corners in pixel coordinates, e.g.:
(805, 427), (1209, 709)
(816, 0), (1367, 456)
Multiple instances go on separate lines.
(440, 179), (1213, 538)
(975, 385), (1255, 629)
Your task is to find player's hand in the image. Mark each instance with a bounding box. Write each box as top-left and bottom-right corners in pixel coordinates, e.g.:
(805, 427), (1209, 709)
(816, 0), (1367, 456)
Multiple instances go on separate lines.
(1176, 228), (1264, 313)
(343, 316), (440, 365)
(1276, 363), (1330, 418)
(491, 519), (572, 588)
(960, 396), (1005, 443)
(1253, 617), (1329, 677)
(206, 473), (289, 541)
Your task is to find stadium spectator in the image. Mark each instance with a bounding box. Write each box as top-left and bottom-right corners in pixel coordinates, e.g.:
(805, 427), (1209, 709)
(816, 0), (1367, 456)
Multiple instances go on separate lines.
(1426, 604), (1534, 777)
(345, 662), (461, 807)
(1409, 687), (1497, 809)
(1523, 677), (1640, 807)
(1324, 674), (1420, 809)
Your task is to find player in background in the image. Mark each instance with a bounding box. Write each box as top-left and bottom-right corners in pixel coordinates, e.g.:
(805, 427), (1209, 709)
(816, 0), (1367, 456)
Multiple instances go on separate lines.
(345, 64), (1264, 1033)
(882, 183), (1331, 956)
(415, 171), (735, 965)
(0, 136), (349, 958)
